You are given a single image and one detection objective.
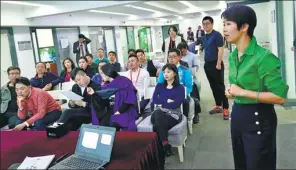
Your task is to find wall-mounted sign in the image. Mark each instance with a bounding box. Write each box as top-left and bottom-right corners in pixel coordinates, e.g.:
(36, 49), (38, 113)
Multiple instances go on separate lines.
(18, 41), (32, 51)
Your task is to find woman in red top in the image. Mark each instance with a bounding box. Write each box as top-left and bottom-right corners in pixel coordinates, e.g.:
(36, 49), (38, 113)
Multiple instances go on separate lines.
(60, 58), (75, 82)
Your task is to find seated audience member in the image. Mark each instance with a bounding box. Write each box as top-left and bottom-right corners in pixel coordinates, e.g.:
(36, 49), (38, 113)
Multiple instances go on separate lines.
(60, 58), (76, 82)
(94, 48), (109, 65)
(151, 64), (185, 157)
(30, 62), (62, 91)
(158, 48), (193, 118)
(108, 51), (121, 72)
(127, 55), (150, 114)
(97, 63), (138, 131)
(177, 42), (201, 123)
(92, 61), (107, 86)
(78, 57), (95, 78)
(86, 54), (98, 73)
(57, 68), (109, 127)
(0, 66), (21, 129)
(124, 49), (136, 71)
(136, 49), (164, 77)
(14, 77), (62, 131)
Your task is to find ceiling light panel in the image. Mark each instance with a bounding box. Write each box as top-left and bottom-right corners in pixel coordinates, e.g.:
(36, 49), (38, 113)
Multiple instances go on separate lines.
(1, 1), (48, 7)
(89, 10), (135, 16)
(124, 4), (162, 13)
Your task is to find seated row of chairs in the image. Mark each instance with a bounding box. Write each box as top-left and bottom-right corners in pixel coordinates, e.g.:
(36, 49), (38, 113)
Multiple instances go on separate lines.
(52, 75), (196, 162)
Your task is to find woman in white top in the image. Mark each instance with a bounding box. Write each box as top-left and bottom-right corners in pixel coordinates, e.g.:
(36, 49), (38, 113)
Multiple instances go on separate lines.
(162, 25), (186, 63)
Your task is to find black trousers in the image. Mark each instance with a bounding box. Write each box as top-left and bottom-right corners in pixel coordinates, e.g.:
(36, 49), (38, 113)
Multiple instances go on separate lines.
(204, 61), (229, 109)
(151, 109), (180, 142)
(231, 103), (277, 170)
(0, 112), (18, 129)
(191, 83), (201, 115)
(58, 108), (91, 130)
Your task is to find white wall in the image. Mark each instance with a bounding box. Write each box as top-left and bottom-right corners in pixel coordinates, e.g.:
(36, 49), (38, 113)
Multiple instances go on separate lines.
(1, 4), (29, 26)
(268, 1), (278, 55)
(152, 26), (163, 52)
(282, 1), (296, 99)
(247, 2), (271, 44)
(13, 27), (36, 78)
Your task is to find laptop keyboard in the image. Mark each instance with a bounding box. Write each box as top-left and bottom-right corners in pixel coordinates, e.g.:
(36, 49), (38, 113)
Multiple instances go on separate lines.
(62, 157), (103, 169)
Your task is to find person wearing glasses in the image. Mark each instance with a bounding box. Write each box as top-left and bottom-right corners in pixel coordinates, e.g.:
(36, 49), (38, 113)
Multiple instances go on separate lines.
(0, 66), (21, 129)
(202, 16), (229, 120)
(223, 6), (289, 170)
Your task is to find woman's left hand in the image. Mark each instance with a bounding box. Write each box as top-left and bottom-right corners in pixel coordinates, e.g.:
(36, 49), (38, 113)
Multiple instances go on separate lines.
(229, 84), (246, 97)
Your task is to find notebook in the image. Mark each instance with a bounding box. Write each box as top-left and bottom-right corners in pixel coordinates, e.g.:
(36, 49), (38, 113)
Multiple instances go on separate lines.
(17, 155), (55, 169)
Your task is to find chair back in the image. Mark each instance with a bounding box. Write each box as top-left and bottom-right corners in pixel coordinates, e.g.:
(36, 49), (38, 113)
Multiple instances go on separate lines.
(149, 77), (157, 87)
(144, 87), (155, 100)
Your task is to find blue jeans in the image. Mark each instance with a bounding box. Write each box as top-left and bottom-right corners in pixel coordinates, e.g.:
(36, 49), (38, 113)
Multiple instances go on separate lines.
(15, 110), (62, 130)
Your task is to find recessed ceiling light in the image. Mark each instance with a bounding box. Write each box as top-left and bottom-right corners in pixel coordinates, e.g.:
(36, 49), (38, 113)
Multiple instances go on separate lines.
(89, 10), (135, 16)
(1, 1), (48, 7)
(174, 15), (184, 19)
(144, 2), (178, 13)
(124, 4), (162, 13)
(178, 1), (200, 10)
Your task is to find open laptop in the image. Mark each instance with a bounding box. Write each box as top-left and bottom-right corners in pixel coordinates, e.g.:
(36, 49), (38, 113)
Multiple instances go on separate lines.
(49, 124), (116, 170)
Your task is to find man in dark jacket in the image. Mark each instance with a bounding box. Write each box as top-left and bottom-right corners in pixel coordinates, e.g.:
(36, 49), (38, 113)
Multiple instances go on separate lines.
(73, 34), (91, 65)
(57, 68), (110, 129)
(0, 66), (21, 129)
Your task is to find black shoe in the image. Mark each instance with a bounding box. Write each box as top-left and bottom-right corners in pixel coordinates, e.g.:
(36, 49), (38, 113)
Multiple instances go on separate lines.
(193, 115), (199, 124)
(164, 144), (175, 157)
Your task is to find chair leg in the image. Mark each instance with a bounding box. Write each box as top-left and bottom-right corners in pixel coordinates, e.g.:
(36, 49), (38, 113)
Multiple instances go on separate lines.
(188, 120), (193, 135)
(177, 145), (184, 162)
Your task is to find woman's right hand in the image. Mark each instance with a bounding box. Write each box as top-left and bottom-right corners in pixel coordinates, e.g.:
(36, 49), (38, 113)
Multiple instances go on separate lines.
(225, 84), (234, 99)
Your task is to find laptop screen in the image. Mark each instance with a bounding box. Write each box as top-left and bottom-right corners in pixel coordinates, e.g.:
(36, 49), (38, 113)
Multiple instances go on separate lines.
(75, 124), (116, 162)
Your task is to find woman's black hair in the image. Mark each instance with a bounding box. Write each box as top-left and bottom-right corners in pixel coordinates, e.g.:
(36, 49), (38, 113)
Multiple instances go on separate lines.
(168, 25), (178, 35)
(221, 5), (257, 37)
(78, 56), (88, 63)
(162, 63), (180, 87)
(101, 63), (119, 79)
(71, 67), (86, 80)
(62, 58), (75, 72)
(35, 62), (46, 68)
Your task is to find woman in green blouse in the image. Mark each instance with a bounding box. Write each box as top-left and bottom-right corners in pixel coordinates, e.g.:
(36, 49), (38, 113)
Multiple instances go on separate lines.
(222, 6), (289, 170)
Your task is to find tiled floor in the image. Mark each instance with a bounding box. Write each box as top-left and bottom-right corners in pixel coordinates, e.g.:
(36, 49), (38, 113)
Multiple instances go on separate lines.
(164, 49), (296, 169)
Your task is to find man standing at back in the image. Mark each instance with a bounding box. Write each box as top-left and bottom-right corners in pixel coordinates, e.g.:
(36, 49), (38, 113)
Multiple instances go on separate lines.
(73, 34), (91, 65)
(202, 16), (229, 120)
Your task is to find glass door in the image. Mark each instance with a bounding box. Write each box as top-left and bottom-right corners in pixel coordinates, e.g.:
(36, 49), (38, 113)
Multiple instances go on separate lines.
(103, 28), (116, 54)
(88, 27), (105, 57)
(55, 27), (80, 68)
(127, 27), (136, 50)
(120, 27), (129, 64)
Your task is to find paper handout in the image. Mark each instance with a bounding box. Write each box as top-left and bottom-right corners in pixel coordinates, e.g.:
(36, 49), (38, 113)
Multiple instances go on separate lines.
(17, 155), (55, 169)
(59, 91), (83, 101)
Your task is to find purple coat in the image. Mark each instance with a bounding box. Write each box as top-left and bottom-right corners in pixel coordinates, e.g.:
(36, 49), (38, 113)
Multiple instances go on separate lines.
(102, 76), (138, 131)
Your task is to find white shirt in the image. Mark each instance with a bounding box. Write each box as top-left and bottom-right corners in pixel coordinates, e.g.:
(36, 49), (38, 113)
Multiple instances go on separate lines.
(126, 68), (150, 98)
(80, 86), (86, 94)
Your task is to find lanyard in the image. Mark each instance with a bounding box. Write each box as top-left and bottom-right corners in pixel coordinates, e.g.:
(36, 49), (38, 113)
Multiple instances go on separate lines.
(130, 68), (141, 84)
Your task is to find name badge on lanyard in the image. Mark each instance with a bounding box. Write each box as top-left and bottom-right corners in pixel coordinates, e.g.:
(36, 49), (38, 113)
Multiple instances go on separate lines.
(130, 69), (141, 85)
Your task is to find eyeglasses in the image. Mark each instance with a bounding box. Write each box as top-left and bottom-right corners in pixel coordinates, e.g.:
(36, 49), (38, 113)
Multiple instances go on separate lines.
(9, 72), (20, 75)
(202, 22), (212, 26)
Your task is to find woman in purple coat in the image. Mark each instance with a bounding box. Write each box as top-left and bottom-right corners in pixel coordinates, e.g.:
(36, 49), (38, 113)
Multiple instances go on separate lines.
(96, 63), (138, 131)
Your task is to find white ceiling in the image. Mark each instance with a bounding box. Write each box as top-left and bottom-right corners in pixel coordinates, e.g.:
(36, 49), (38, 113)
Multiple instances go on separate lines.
(1, 1), (229, 21)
